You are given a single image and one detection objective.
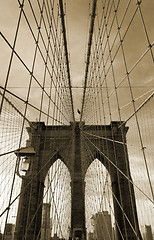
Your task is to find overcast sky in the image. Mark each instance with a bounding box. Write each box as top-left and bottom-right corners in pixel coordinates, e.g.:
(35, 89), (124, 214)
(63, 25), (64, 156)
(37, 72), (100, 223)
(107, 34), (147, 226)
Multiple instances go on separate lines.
(0, 0), (154, 119)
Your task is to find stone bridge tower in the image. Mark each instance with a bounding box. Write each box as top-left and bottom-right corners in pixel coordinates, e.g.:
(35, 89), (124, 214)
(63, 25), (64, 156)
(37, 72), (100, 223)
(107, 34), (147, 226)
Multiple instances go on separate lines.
(14, 121), (142, 240)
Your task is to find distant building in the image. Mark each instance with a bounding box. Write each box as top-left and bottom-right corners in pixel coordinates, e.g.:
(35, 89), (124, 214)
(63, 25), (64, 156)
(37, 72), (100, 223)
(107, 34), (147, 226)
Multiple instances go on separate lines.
(88, 232), (94, 240)
(41, 203), (51, 240)
(52, 233), (60, 240)
(145, 225), (153, 240)
(3, 223), (15, 240)
(92, 211), (112, 240)
(112, 227), (117, 240)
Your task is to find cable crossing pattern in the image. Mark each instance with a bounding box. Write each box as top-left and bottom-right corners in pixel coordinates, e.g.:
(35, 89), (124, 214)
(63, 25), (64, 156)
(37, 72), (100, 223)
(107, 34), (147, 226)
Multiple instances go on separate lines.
(0, 0), (154, 239)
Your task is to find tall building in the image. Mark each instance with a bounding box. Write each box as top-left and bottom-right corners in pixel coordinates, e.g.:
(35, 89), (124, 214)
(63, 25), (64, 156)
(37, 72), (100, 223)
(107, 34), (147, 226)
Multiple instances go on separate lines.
(112, 227), (117, 240)
(88, 232), (94, 240)
(3, 224), (15, 240)
(52, 233), (59, 240)
(145, 225), (153, 240)
(92, 211), (112, 240)
(41, 203), (51, 240)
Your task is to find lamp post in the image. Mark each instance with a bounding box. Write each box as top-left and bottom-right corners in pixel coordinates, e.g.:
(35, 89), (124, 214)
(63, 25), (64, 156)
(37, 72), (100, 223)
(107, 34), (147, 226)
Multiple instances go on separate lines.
(14, 147), (36, 179)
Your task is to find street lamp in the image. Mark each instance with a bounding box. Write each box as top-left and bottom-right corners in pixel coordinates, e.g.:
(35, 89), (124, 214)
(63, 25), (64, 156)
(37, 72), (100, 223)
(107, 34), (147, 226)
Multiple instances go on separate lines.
(21, 156), (31, 172)
(14, 147), (36, 179)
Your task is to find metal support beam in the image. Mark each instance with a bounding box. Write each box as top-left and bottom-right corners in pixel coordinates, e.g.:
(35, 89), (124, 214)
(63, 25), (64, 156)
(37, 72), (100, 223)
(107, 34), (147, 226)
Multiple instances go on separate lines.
(59, 0), (75, 122)
(80, 0), (97, 122)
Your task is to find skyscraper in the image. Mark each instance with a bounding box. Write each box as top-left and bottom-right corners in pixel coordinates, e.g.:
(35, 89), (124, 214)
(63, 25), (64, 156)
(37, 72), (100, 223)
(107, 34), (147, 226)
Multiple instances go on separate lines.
(92, 211), (112, 240)
(145, 225), (153, 240)
(4, 224), (15, 240)
(41, 203), (51, 240)
(88, 232), (94, 240)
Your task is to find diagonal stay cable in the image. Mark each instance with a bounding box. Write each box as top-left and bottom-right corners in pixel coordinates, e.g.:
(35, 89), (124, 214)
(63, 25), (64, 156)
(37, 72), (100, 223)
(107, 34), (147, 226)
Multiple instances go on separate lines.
(0, 0), (25, 116)
(81, 131), (154, 204)
(0, 32), (71, 124)
(21, 137), (72, 240)
(0, 136), (72, 219)
(0, 86), (67, 125)
(83, 136), (133, 240)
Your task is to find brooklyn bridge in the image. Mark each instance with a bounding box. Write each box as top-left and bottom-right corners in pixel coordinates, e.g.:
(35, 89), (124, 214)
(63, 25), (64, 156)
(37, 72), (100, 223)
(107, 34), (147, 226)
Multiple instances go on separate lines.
(0, 0), (153, 239)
